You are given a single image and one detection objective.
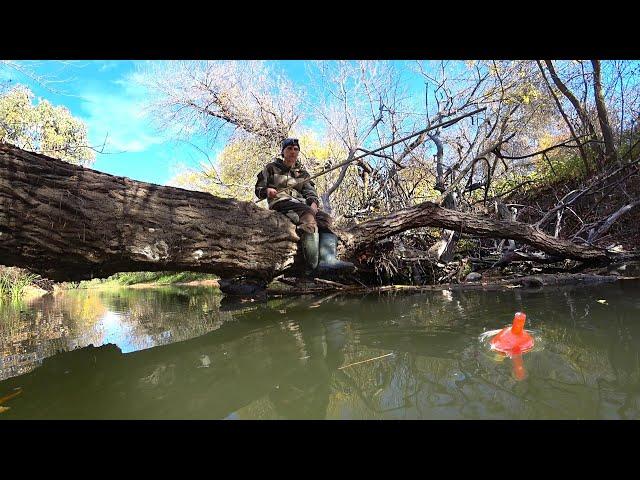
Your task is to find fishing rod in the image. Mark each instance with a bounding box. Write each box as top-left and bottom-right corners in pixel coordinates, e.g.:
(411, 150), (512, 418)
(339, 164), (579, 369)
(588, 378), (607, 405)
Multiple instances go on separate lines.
(256, 106), (486, 203)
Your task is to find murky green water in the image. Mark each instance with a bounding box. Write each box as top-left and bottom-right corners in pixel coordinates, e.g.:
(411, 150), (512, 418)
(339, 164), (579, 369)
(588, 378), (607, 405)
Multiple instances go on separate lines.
(1, 280), (639, 419)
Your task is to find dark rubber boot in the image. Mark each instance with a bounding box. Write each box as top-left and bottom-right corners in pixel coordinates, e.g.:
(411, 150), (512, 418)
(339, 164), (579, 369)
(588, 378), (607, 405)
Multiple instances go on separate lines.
(317, 232), (355, 274)
(301, 231), (319, 273)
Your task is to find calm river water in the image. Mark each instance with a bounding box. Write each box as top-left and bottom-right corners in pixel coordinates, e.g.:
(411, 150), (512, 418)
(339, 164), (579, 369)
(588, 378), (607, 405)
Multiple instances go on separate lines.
(1, 280), (639, 419)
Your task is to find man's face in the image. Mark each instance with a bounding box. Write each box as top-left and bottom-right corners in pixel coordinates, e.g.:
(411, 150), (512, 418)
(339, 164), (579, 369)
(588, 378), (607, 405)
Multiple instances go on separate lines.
(282, 144), (300, 166)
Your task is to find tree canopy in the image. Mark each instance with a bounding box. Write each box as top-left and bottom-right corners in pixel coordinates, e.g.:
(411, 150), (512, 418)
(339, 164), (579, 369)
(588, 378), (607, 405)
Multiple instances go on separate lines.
(0, 85), (95, 166)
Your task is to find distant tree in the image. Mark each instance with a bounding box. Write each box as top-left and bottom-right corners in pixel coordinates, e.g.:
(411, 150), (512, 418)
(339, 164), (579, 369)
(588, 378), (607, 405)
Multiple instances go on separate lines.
(140, 60), (398, 216)
(167, 134), (272, 201)
(169, 131), (342, 203)
(138, 60), (302, 149)
(0, 85), (95, 166)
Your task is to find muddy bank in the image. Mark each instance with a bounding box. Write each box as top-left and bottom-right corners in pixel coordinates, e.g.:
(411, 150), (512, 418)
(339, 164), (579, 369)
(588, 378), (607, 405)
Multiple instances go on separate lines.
(266, 272), (640, 297)
(126, 279), (220, 289)
(42, 267), (639, 300)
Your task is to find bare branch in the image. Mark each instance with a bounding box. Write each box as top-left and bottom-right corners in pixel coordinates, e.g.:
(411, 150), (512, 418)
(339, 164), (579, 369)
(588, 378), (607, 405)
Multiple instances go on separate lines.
(587, 200), (640, 243)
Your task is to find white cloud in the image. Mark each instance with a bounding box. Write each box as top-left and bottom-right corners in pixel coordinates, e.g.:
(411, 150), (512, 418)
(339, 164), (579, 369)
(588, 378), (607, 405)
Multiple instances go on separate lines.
(112, 72), (150, 97)
(79, 76), (164, 154)
(98, 62), (118, 72)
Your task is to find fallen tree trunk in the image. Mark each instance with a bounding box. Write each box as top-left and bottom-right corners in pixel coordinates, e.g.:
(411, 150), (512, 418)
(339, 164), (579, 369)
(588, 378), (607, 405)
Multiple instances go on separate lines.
(341, 201), (635, 263)
(0, 143), (299, 281)
(1, 143), (637, 282)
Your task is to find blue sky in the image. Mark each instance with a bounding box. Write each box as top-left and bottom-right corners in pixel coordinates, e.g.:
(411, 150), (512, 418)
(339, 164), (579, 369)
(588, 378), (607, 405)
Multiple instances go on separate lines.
(1, 60), (426, 185)
(4, 60), (635, 186)
(2, 60), (214, 185)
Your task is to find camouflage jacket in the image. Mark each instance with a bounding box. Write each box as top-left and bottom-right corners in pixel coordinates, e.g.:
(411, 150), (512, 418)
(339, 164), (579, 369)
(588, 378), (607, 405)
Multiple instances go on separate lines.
(255, 158), (320, 208)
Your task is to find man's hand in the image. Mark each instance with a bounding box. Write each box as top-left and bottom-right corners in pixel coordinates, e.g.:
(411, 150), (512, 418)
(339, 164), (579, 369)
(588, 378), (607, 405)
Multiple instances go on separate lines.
(266, 188), (278, 199)
(310, 202), (319, 214)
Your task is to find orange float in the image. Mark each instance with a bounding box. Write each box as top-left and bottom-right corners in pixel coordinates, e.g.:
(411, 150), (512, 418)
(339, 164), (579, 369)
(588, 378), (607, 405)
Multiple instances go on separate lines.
(490, 312), (534, 355)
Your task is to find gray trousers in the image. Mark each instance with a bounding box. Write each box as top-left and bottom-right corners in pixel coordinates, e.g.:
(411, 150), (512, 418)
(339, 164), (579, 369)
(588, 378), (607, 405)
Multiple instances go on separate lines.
(271, 200), (334, 234)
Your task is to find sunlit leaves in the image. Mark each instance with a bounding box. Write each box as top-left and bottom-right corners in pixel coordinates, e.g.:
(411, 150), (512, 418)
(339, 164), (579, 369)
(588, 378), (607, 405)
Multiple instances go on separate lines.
(0, 86), (95, 166)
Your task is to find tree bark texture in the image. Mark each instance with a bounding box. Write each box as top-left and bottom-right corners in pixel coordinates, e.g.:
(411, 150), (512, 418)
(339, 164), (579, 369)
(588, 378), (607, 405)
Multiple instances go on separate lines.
(0, 143), (298, 281)
(340, 201), (625, 263)
(544, 60), (605, 165)
(591, 59), (618, 163)
(0, 144), (634, 282)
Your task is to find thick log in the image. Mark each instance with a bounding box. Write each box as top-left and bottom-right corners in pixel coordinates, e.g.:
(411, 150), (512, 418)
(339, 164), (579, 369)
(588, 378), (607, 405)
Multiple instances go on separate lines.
(1, 143), (637, 283)
(343, 202), (633, 263)
(0, 143), (298, 281)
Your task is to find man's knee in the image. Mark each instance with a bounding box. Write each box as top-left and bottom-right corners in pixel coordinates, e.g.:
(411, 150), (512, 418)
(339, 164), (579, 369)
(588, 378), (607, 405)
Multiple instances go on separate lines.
(315, 212), (332, 232)
(297, 223), (317, 234)
(300, 212), (316, 223)
(298, 213), (318, 234)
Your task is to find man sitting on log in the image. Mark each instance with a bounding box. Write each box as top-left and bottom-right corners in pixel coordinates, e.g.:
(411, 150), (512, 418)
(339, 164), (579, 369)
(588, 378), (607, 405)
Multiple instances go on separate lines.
(255, 138), (354, 276)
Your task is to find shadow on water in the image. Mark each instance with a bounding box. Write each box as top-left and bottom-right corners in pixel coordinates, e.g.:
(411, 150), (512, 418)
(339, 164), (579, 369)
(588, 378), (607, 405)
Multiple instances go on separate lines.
(1, 280), (639, 419)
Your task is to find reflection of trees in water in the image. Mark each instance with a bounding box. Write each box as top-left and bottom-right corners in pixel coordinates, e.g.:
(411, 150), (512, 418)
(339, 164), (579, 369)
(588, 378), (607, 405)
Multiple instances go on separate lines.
(235, 295), (465, 418)
(0, 318), (305, 419)
(94, 287), (225, 349)
(1, 292), (107, 380)
(246, 284), (640, 419)
(320, 292), (471, 418)
(597, 311), (640, 419)
(3, 282), (640, 418)
(0, 298), (28, 340)
(0, 287), (227, 382)
(522, 283), (640, 419)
